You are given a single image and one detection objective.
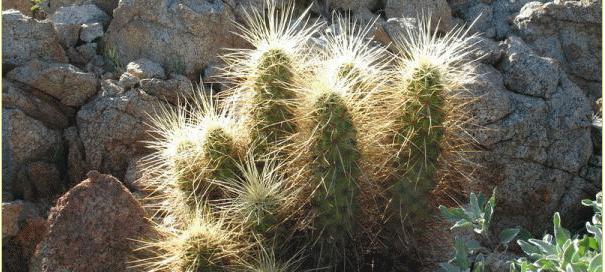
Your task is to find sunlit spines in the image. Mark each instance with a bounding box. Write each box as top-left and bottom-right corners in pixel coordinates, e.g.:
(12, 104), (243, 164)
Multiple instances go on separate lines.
(387, 16), (480, 219)
(131, 209), (245, 272)
(221, 1), (323, 156)
(213, 152), (299, 235)
(141, 90), (249, 216)
(320, 13), (390, 92)
(285, 70), (384, 269)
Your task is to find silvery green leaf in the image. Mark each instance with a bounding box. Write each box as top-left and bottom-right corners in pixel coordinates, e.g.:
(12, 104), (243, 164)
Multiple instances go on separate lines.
(499, 228), (520, 245)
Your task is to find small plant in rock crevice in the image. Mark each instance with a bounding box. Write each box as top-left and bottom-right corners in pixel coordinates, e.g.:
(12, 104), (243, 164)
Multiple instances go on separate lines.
(440, 191), (603, 272)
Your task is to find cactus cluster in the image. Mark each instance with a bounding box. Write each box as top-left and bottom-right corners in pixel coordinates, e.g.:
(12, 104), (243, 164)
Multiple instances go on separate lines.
(135, 1), (479, 271)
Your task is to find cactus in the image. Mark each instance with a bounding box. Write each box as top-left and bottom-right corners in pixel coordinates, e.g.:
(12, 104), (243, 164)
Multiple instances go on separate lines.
(387, 18), (478, 220)
(222, 1), (322, 156)
(214, 152), (297, 235)
(144, 92), (248, 213)
(321, 15), (389, 92)
(289, 71), (374, 268)
(134, 4), (481, 271)
(132, 209), (244, 272)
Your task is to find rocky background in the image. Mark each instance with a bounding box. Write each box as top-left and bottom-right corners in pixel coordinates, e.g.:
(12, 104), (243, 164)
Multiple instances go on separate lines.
(1, 0), (602, 271)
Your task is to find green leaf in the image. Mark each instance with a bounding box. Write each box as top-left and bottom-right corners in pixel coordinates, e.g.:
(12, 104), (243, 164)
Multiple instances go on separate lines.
(499, 227), (520, 245)
(518, 240), (542, 256)
(440, 262), (462, 272)
(452, 219), (473, 230)
(466, 239), (481, 251)
(562, 241), (575, 267)
(588, 253), (602, 272)
(553, 212), (571, 247)
(470, 193), (481, 219)
(453, 239), (470, 269)
(528, 238), (557, 256)
(473, 254), (485, 272)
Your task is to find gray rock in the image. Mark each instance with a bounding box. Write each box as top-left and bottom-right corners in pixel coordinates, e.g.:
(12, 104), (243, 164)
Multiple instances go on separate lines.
(2, 10), (68, 67)
(384, 0), (452, 32)
(513, 0), (602, 101)
(2, 79), (71, 129)
(126, 58), (166, 79)
(63, 126), (87, 185)
(118, 72), (139, 90)
(76, 88), (169, 179)
(329, 0), (377, 11)
(466, 3), (495, 38)
(381, 17), (419, 51)
(499, 36), (560, 99)
(48, 0), (118, 15)
(466, 35), (502, 65)
(2, 108), (63, 201)
(99, 79), (124, 96)
(76, 42), (98, 61)
(66, 46), (87, 64)
(49, 4), (110, 47)
(465, 42), (594, 234)
(139, 73), (193, 105)
(79, 22), (103, 42)
(103, 0), (245, 78)
(7, 59), (98, 107)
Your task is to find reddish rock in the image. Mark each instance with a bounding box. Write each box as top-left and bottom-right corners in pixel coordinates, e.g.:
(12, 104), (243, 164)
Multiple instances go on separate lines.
(2, 201), (46, 272)
(4, 218), (47, 272)
(30, 171), (149, 272)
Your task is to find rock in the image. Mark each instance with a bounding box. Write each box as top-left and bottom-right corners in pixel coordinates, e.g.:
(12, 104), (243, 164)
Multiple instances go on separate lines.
(76, 88), (169, 179)
(2, 0), (33, 16)
(2, 201), (43, 238)
(513, 0), (601, 100)
(499, 36), (560, 99)
(580, 155), (602, 188)
(124, 156), (146, 191)
(63, 127), (87, 186)
(79, 22), (103, 42)
(466, 35), (502, 65)
(66, 46), (87, 64)
(76, 42), (98, 61)
(466, 3), (495, 38)
(126, 58), (166, 79)
(7, 60), (98, 107)
(2, 79), (71, 129)
(139, 73), (193, 105)
(2, 10), (67, 67)
(118, 72), (139, 90)
(30, 171), (149, 272)
(3, 217), (47, 272)
(380, 17), (419, 51)
(2, 201), (46, 272)
(329, 0), (376, 11)
(450, 0), (547, 40)
(49, 4), (110, 47)
(23, 162), (63, 200)
(2, 109), (64, 201)
(103, 0), (245, 78)
(465, 42), (594, 234)
(2, 201), (25, 238)
(592, 118), (602, 152)
(99, 78), (124, 96)
(384, 0), (452, 32)
(48, 0), (118, 15)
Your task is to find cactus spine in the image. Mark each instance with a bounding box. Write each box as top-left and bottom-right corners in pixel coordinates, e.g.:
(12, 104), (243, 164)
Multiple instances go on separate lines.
(388, 18), (478, 218)
(223, 1), (321, 156)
